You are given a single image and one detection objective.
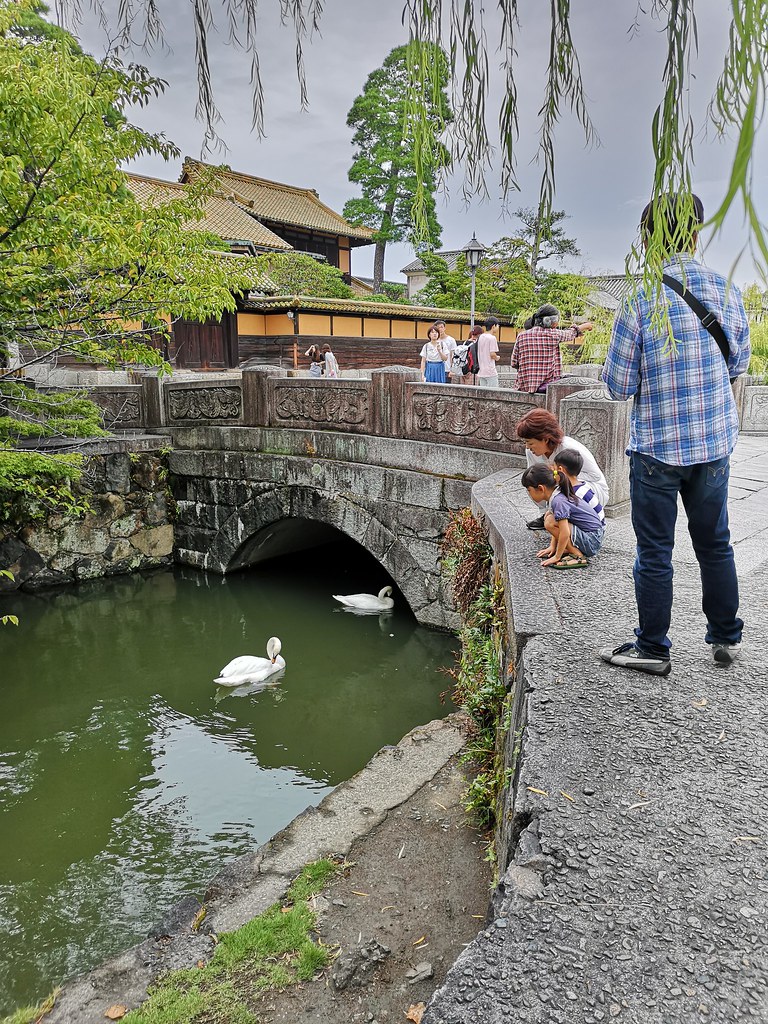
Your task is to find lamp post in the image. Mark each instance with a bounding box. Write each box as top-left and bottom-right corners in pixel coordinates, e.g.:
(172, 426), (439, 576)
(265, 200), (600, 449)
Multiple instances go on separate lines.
(462, 233), (486, 330)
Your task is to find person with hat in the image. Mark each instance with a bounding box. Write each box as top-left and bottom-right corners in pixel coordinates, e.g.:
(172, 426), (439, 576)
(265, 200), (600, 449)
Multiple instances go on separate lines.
(511, 304), (593, 393)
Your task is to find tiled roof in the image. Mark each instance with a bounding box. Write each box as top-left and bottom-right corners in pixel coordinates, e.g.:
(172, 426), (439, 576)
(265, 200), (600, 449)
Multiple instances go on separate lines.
(240, 294), (515, 324)
(181, 159), (375, 243)
(401, 250), (463, 274)
(126, 174), (291, 251)
(585, 274), (639, 301)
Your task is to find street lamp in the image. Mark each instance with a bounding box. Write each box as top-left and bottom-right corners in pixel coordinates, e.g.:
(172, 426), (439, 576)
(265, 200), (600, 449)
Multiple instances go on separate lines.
(462, 234), (486, 329)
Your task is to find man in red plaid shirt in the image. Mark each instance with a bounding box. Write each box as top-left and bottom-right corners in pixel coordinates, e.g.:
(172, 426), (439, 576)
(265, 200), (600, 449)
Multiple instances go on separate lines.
(512, 304), (593, 393)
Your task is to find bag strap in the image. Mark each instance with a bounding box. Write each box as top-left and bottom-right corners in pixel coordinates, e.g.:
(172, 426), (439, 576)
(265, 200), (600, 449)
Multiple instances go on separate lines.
(662, 273), (730, 364)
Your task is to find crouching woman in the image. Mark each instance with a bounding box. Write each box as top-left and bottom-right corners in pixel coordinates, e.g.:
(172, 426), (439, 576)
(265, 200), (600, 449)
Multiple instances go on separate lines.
(520, 464), (605, 569)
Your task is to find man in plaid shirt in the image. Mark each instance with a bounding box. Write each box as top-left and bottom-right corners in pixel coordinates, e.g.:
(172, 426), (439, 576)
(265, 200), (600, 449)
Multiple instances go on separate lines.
(512, 304), (593, 393)
(600, 193), (750, 677)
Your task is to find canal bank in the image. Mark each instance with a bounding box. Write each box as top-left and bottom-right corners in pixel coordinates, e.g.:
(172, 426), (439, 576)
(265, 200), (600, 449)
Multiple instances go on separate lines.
(425, 435), (768, 1023)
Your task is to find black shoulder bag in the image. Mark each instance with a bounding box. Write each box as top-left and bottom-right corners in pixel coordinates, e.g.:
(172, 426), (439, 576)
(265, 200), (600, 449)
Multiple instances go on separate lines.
(662, 273), (733, 379)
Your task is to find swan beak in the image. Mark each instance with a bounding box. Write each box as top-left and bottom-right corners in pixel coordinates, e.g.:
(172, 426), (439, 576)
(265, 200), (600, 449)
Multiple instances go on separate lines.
(271, 656), (277, 664)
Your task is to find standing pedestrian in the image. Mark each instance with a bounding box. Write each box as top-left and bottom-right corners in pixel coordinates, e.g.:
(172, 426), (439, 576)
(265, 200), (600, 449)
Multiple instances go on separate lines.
(308, 346), (323, 378)
(420, 325), (447, 383)
(434, 319), (457, 384)
(322, 344), (339, 379)
(512, 304), (593, 393)
(476, 317), (500, 388)
(599, 192), (750, 676)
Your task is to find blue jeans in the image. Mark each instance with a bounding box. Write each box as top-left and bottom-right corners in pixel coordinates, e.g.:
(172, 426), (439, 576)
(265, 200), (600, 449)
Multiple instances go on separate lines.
(629, 453), (743, 658)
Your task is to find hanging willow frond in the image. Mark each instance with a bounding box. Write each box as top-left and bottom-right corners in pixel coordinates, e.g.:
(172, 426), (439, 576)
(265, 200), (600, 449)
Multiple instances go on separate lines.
(706, 0), (768, 275)
(626, 0), (698, 349)
(497, 0), (520, 200)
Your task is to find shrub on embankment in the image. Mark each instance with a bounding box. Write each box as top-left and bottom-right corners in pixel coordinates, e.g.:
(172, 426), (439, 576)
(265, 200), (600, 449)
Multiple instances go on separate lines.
(441, 509), (511, 853)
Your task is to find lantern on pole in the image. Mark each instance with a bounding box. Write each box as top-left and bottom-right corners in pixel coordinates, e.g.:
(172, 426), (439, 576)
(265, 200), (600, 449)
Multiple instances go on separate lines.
(462, 234), (486, 329)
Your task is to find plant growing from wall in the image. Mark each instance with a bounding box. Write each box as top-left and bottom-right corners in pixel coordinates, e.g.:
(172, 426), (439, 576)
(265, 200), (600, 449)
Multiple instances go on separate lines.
(442, 510), (510, 837)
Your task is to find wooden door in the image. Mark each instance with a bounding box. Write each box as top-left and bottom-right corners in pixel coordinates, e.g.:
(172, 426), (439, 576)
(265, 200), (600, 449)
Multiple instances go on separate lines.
(172, 312), (238, 369)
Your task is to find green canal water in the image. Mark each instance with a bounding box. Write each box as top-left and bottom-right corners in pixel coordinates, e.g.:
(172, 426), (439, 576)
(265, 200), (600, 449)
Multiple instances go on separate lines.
(0, 545), (455, 1016)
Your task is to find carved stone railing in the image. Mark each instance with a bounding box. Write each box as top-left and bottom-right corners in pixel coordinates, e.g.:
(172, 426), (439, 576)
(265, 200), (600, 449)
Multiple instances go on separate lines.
(86, 384), (144, 429)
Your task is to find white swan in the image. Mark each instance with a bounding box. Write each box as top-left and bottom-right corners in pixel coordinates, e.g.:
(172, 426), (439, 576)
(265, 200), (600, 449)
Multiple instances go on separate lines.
(332, 586), (394, 612)
(214, 636), (285, 687)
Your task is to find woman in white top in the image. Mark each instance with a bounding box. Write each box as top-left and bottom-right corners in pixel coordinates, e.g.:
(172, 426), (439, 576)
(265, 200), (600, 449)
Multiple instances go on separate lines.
(420, 325), (447, 384)
(516, 408), (609, 528)
(322, 344), (339, 378)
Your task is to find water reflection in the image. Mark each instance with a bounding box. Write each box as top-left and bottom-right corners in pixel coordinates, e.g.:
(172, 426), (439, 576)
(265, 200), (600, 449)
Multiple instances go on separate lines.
(0, 545), (455, 1015)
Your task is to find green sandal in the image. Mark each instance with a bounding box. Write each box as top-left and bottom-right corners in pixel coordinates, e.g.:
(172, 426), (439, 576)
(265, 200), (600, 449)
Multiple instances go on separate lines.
(553, 555), (588, 569)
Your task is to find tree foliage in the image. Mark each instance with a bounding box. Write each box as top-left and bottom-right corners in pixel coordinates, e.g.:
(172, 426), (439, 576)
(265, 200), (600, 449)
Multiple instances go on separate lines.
(0, 0), (253, 518)
(343, 42), (452, 292)
(252, 253), (353, 298)
(509, 207), (580, 279)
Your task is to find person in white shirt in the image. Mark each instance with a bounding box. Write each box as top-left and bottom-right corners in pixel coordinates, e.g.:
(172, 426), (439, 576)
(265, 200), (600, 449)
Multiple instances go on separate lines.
(322, 344), (339, 378)
(476, 317), (500, 388)
(434, 319), (457, 384)
(420, 325), (447, 383)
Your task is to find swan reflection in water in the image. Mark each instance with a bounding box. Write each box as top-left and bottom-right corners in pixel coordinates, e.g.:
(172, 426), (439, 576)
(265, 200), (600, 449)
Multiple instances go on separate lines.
(214, 667), (287, 703)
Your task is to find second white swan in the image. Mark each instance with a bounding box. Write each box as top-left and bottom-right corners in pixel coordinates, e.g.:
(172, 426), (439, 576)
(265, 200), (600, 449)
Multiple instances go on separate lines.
(332, 586), (394, 612)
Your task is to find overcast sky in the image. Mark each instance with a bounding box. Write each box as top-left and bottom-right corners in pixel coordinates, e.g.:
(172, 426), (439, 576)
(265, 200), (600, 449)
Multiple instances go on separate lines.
(73, 1), (767, 287)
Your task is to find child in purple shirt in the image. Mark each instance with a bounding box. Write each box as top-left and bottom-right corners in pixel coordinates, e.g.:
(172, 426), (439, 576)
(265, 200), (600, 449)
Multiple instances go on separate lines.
(520, 462), (605, 569)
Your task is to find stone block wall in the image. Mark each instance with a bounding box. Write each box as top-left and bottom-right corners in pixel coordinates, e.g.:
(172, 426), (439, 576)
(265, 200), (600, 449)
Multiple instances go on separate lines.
(0, 447), (173, 592)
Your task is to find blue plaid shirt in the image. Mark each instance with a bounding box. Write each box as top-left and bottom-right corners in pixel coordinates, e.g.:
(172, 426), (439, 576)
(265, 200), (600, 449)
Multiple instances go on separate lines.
(602, 255), (750, 466)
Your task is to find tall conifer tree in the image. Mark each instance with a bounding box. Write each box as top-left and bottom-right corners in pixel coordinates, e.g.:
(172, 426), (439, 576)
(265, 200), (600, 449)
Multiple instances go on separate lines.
(343, 42), (452, 292)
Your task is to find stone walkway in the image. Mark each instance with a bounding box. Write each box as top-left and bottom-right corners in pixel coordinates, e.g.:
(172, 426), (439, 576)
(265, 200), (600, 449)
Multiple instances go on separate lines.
(426, 436), (768, 1024)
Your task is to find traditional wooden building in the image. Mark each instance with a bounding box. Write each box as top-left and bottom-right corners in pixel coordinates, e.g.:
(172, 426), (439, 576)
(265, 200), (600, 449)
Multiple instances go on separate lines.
(126, 163), (376, 369)
(180, 158), (374, 281)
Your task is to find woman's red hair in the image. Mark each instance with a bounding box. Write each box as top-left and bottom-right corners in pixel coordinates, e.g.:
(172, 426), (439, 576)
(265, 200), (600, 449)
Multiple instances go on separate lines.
(515, 409), (564, 455)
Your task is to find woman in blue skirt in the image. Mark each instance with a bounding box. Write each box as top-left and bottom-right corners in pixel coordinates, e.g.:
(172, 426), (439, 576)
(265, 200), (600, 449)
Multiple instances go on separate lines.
(420, 325), (447, 383)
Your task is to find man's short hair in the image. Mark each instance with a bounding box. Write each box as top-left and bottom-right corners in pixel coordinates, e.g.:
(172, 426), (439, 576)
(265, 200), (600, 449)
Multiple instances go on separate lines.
(640, 193), (704, 250)
(433, 319), (446, 328)
(484, 316), (499, 330)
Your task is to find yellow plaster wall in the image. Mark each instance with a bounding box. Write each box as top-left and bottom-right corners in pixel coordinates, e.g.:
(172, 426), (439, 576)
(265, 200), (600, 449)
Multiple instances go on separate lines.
(391, 319), (418, 340)
(363, 318), (391, 338)
(265, 313), (293, 336)
(338, 245), (351, 273)
(332, 315), (363, 337)
(299, 313), (332, 336)
(238, 313), (266, 336)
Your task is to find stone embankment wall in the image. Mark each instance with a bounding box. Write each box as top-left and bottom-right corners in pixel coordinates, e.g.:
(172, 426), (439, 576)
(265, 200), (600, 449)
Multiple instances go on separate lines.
(0, 442), (173, 592)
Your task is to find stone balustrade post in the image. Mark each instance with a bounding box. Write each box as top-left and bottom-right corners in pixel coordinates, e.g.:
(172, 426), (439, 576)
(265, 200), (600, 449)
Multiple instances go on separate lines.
(370, 365), (421, 437)
(559, 388), (632, 512)
(545, 376), (602, 420)
(242, 364), (288, 427)
(141, 372), (165, 428)
(730, 374), (747, 429)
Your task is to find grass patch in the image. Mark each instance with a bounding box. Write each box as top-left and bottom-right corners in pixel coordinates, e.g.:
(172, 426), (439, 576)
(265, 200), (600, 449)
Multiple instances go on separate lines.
(1, 989), (60, 1024)
(122, 858), (341, 1024)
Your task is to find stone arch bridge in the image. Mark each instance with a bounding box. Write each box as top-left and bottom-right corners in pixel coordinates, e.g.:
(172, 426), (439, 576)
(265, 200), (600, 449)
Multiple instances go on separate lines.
(92, 365), (631, 628)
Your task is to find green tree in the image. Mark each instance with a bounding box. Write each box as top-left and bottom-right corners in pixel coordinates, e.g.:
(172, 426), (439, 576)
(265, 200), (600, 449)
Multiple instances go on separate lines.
(0, 0), (253, 521)
(508, 207), (581, 279)
(536, 272), (590, 320)
(252, 253), (353, 298)
(343, 42), (452, 293)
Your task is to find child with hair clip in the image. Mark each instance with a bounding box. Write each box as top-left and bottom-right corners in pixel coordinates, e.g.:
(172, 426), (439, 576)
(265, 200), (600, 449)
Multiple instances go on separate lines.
(520, 463), (605, 569)
(553, 448), (606, 525)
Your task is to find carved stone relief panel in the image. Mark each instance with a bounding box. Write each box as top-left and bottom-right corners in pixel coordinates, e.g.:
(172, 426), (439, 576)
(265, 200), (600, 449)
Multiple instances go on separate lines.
(742, 387), (768, 432)
(167, 386), (242, 421)
(272, 384), (370, 428)
(410, 394), (522, 446)
(93, 390), (142, 427)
